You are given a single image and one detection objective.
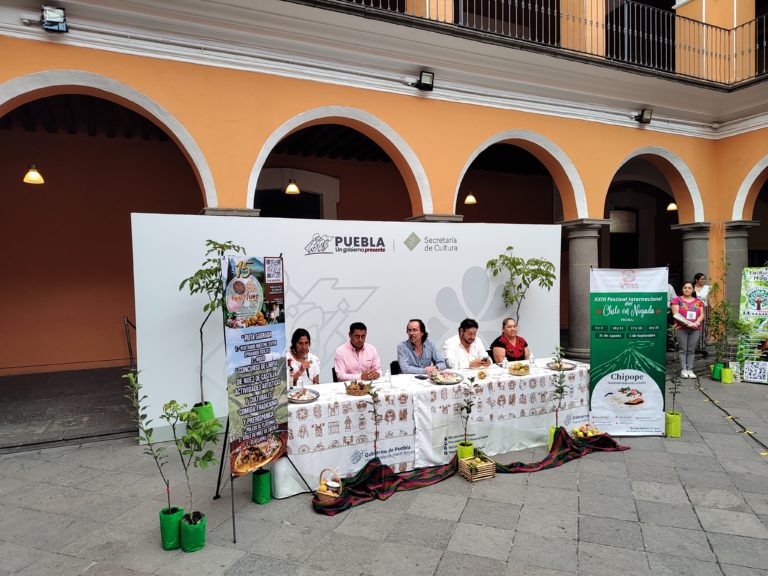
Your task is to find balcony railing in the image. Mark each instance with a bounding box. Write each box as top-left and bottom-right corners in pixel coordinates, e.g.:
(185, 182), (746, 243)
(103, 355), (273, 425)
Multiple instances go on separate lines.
(330, 0), (768, 86)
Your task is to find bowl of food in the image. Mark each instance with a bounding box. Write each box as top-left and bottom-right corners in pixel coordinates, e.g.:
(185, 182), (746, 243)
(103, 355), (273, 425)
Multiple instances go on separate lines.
(508, 362), (530, 376)
(429, 370), (464, 385)
(344, 380), (371, 396)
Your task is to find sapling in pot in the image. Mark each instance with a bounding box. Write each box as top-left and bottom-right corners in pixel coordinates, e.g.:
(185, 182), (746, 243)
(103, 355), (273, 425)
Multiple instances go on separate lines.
(161, 401), (222, 526)
(179, 240), (245, 411)
(366, 386), (382, 460)
(551, 346), (570, 428)
(457, 380), (475, 459)
(123, 371), (183, 550)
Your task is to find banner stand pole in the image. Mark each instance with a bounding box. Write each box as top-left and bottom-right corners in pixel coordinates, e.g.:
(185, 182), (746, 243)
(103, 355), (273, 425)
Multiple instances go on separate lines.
(213, 417), (230, 500)
(230, 473), (236, 544)
(283, 454), (316, 494)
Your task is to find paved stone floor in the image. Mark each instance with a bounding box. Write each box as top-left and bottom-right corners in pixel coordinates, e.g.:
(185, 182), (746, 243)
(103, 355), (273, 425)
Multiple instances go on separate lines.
(1, 367), (767, 576)
(0, 367), (134, 450)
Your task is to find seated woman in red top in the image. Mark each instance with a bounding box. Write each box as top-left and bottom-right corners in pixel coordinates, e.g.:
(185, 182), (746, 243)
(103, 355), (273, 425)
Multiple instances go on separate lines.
(491, 318), (530, 363)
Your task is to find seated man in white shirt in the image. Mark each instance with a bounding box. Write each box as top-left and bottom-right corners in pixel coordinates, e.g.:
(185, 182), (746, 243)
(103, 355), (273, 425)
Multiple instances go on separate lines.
(442, 318), (492, 370)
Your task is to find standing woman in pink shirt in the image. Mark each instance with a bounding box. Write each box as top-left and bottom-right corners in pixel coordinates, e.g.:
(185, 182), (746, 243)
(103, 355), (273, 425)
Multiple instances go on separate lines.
(670, 282), (704, 379)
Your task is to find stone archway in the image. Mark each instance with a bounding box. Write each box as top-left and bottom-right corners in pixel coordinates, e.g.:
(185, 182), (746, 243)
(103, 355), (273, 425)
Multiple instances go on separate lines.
(0, 70), (217, 207)
(247, 106), (431, 217)
(454, 129), (587, 220)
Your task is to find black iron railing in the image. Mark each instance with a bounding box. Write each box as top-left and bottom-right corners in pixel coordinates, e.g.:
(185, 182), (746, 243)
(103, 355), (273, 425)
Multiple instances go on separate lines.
(329, 0), (768, 86)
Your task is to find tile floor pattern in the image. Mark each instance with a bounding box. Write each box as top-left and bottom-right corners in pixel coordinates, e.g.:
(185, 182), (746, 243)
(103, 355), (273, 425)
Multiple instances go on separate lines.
(1, 371), (767, 575)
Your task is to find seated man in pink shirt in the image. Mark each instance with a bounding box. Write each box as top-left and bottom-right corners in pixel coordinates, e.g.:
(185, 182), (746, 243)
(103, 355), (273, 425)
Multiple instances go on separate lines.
(333, 322), (381, 381)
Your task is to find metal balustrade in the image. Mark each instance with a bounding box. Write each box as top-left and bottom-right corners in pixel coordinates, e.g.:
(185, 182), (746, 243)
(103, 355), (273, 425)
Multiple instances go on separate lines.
(326, 0), (768, 86)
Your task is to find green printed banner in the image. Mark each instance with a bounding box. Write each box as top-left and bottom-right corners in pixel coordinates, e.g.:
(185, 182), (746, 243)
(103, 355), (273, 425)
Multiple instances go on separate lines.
(738, 268), (768, 383)
(589, 268), (667, 435)
(221, 255), (288, 477)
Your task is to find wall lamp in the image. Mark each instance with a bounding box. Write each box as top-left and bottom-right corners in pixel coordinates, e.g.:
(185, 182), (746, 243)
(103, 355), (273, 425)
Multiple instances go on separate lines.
(21, 5), (68, 32)
(634, 108), (653, 124)
(666, 202), (678, 211)
(412, 71), (434, 92)
(463, 192), (477, 205)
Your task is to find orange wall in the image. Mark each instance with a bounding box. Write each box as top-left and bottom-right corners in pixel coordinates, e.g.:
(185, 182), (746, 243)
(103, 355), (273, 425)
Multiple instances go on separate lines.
(0, 129), (202, 374)
(0, 36), (729, 225)
(2, 34), (768, 371)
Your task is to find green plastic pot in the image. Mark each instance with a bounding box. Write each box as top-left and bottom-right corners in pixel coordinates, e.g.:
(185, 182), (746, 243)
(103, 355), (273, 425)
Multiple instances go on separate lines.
(720, 367), (734, 384)
(180, 513), (207, 553)
(665, 411), (681, 438)
(457, 441), (474, 460)
(159, 507), (184, 551)
(712, 363), (724, 380)
(192, 402), (215, 422)
(548, 425), (557, 450)
(252, 468), (271, 505)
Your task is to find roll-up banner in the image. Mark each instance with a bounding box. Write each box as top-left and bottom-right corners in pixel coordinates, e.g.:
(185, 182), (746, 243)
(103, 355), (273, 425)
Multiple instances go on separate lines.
(222, 255), (288, 477)
(738, 268), (768, 383)
(589, 268), (667, 435)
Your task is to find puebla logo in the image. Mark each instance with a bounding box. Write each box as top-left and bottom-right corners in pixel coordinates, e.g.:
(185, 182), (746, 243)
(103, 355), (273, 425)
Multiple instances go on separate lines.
(305, 233), (386, 255)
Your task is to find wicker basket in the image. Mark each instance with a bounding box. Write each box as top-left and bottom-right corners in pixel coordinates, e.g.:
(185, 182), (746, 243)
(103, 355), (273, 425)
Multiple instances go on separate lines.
(458, 455), (496, 482)
(344, 381), (371, 396)
(315, 468), (343, 502)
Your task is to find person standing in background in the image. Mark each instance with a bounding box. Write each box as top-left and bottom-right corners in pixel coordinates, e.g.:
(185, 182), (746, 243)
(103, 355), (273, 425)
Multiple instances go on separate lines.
(671, 282), (704, 378)
(693, 272), (710, 357)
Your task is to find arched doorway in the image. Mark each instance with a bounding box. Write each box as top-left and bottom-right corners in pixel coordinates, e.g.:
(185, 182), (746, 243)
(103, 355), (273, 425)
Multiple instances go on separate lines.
(248, 106), (431, 220)
(0, 92), (203, 446)
(453, 132), (584, 351)
(602, 157), (681, 283)
(256, 124), (412, 220)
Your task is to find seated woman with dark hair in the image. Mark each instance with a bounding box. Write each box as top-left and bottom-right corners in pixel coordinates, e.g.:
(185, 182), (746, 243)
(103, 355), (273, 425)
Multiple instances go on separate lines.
(286, 328), (321, 388)
(491, 318), (530, 363)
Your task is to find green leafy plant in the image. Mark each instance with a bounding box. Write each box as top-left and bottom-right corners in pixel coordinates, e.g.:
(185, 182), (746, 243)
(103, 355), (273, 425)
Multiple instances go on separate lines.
(459, 381), (475, 446)
(667, 373), (681, 414)
(179, 240), (246, 404)
(366, 387), (382, 459)
(551, 345), (571, 427)
(161, 400), (222, 524)
(123, 371), (175, 511)
(486, 246), (556, 323)
(708, 276), (749, 364)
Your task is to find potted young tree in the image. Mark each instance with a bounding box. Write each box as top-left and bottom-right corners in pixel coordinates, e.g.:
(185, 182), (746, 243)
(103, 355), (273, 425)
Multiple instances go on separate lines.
(665, 372), (682, 438)
(179, 239), (245, 421)
(486, 246), (556, 322)
(161, 400), (222, 553)
(457, 380), (475, 460)
(707, 279), (747, 381)
(123, 371), (184, 551)
(549, 345), (570, 449)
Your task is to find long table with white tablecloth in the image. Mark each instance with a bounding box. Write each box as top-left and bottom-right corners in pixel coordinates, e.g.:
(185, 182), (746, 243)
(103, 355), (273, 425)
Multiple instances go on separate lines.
(271, 360), (590, 498)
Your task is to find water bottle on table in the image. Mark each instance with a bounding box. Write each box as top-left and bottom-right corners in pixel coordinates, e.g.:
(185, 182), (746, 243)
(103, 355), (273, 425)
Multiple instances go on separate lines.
(384, 368), (391, 388)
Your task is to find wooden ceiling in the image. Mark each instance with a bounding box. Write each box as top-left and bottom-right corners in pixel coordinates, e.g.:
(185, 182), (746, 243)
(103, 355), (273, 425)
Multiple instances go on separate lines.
(1, 96), (548, 174)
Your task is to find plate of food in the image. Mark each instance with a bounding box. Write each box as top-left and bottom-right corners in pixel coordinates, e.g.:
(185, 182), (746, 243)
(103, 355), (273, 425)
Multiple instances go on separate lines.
(287, 387), (319, 403)
(605, 386), (645, 407)
(230, 434), (284, 475)
(546, 361), (577, 371)
(429, 370), (464, 385)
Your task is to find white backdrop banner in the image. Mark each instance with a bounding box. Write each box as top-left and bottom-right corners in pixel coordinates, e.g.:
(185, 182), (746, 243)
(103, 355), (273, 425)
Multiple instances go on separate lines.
(131, 214), (562, 427)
